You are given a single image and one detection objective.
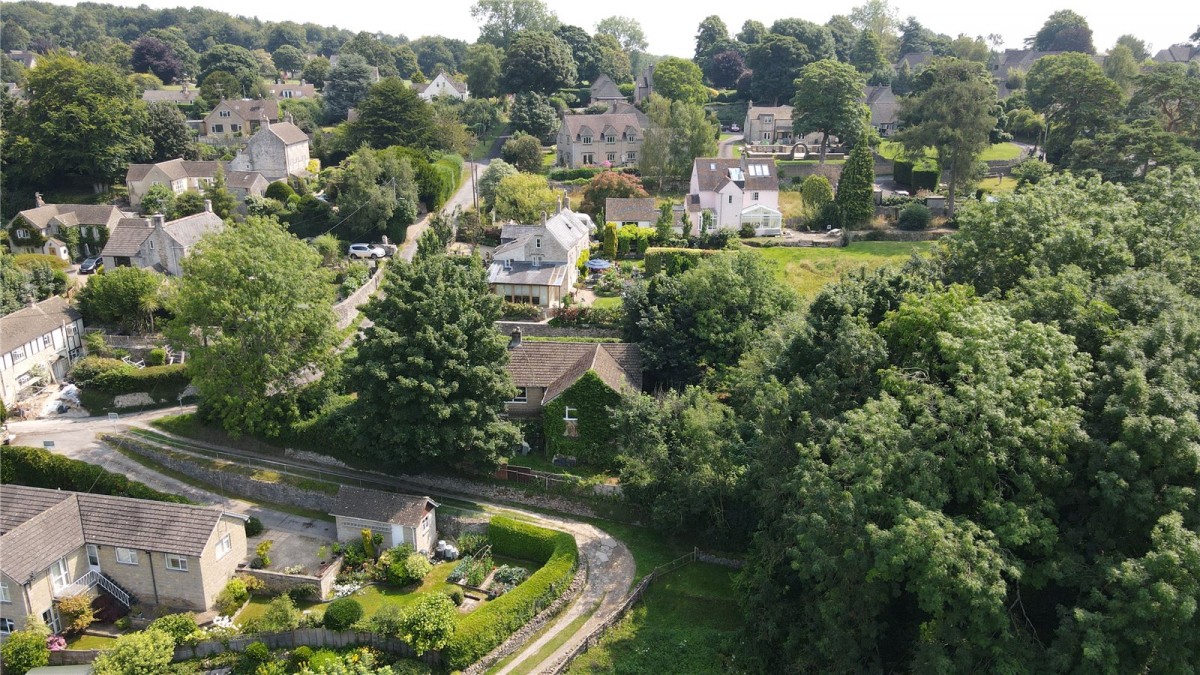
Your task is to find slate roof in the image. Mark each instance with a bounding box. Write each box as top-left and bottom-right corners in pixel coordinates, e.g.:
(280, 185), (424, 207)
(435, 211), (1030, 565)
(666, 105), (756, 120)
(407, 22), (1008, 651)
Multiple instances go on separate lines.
(0, 485), (237, 583)
(1154, 44), (1199, 63)
(142, 89), (201, 104)
(164, 211), (224, 249)
(863, 85), (899, 127)
(605, 198), (658, 222)
(265, 122), (310, 146)
(12, 204), (125, 231)
(506, 341), (642, 404)
(561, 112), (643, 139)
(0, 296), (81, 349)
(213, 98), (280, 121)
(691, 158), (779, 193)
(226, 171), (268, 190)
(590, 74), (625, 101)
(331, 486), (436, 527)
(101, 218), (155, 257)
(488, 260), (569, 286)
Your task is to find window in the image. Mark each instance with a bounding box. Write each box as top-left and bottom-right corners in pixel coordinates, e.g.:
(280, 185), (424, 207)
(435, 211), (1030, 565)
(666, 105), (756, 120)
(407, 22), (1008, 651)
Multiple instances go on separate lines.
(607, 152), (616, 162)
(216, 534), (232, 560)
(626, 151), (637, 162)
(116, 547), (138, 565)
(43, 334), (52, 349)
(42, 607), (60, 634)
(1, 580), (10, 603)
(753, 192), (759, 201)
(605, 134), (616, 144)
(230, 124), (242, 132)
(283, 90), (294, 98)
(728, 195), (733, 204)
(421, 515), (429, 531)
(15, 228), (30, 239)
(0, 618), (14, 634)
(219, 110), (231, 117)
(165, 554), (188, 571)
(86, 544), (99, 567)
(50, 557), (69, 590)
(211, 124), (224, 133)
(582, 153), (594, 164)
(582, 135), (592, 144)
(509, 387), (528, 403)
(563, 406), (578, 438)
(534, 237), (542, 249)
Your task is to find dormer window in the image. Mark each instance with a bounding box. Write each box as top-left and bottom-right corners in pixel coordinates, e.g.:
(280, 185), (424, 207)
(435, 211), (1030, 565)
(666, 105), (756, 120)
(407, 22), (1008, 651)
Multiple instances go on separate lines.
(504, 259), (512, 269)
(605, 134), (616, 144)
(582, 135), (592, 144)
(219, 110), (231, 117)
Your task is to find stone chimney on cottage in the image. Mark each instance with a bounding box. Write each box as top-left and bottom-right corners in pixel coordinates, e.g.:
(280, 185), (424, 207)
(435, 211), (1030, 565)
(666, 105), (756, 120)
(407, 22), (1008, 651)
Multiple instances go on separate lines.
(509, 328), (522, 350)
(541, 211), (548, 225)
(204, 199), (213, 213)
(34, 192), (44, 207)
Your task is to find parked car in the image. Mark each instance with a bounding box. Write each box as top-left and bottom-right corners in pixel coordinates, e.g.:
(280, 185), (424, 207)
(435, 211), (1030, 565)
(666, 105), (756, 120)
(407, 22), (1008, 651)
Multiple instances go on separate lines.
(349, 243), (387, 259)
(79, 257), (102, 274)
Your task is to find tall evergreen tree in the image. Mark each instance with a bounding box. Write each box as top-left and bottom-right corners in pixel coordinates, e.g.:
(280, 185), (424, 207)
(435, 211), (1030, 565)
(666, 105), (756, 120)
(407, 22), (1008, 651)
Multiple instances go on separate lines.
(834, 141), (875, 226)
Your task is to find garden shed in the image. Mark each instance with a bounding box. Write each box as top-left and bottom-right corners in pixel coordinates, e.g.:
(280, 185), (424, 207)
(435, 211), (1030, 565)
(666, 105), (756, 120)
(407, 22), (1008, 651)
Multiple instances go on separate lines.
(330, 486), (439, 554)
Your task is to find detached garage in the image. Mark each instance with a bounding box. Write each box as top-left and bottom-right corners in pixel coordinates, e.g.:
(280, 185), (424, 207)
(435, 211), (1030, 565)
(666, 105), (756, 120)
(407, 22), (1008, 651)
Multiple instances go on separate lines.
(330, 486), (439, 553)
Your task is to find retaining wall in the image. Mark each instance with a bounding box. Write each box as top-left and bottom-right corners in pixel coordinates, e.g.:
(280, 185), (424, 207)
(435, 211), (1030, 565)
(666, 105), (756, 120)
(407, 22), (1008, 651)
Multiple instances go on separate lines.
(333, 264), (386, 330)
(242, 556), (344, 601)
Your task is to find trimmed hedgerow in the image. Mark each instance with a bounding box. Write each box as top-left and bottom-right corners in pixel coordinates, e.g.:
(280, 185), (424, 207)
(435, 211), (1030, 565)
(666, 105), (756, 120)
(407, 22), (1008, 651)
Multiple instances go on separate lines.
(643, 247), (722, 276)
(443, 516), (578, 669)
(0, 445), (191, 503)
(89, 363), (188, 395)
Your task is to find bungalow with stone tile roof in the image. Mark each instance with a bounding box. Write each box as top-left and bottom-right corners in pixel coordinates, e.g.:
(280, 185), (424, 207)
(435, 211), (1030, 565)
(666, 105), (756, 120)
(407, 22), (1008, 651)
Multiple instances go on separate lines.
(330, 486), (438, 553)
(412, 72), (469, 101)
(503, 332), (642, 463)
(268, 82), (318, 100)
(101, 209), (224, 277)
(0, 485), (248, 633)
(6, 198), (128, 259)
(604, 198), (658, 227)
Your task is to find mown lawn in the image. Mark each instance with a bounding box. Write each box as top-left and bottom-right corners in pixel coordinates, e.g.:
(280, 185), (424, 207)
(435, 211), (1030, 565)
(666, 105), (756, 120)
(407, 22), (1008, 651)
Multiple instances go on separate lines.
(66, 634), (119, 649)
(753, 241), (933, 300)
(978, 175), (1019, 195)
(590, 295), (622, 310)
(566, 563), (740, 674)
(877, 140), (1022, 163)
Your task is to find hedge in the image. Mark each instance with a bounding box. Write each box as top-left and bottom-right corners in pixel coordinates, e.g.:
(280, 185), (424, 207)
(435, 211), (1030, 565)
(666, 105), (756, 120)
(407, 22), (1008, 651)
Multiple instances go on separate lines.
(0, 445), (192, 503)
(90, 364), (189, 395)
(548, 167), (601, 181)
(443, 516), (578, 669)
(643, 247), (723, 276)
(893, 160), (941, 192)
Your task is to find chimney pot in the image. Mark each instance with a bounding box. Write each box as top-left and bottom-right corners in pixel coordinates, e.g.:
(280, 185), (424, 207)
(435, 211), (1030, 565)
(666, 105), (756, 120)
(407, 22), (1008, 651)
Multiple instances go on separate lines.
(204, 199), (213, 213)
(151, 213), (165, 228)
(509, 328), (522, 349)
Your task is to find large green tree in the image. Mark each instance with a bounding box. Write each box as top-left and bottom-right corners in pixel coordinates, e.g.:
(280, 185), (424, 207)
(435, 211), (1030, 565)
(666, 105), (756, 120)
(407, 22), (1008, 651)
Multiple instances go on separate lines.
(595, 15), (647, 52)
(144, 100), (195, 162)
(1032, 9), (1094, 53)
(501, 30), (577, 94)
(1026, 52), (1122, 163)
(462, 43), (503, 99)
(471, 0), (560, 48)
(492, 172), (557, 222)
(323, 53), (375, 122)
(349, 78), (435, 150)
(746, 34), (817, 104)
(168, 217), (337, 437)
(350, 253), (520, 466)
(833, 141), (875, 226)
(650, 57), (708, 106)
(791, 59), (869, 163)
(895, 57), (997, 216)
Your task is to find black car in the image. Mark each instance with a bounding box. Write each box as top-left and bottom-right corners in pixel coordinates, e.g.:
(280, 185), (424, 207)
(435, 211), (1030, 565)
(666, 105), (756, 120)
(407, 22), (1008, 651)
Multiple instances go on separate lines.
(79, 257), (102, 274)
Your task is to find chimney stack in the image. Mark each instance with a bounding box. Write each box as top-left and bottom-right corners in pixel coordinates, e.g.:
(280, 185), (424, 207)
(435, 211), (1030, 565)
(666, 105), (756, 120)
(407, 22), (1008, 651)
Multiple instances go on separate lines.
(509, 328), (522, 350)
(34, 192), (45, 207)
(204, 199), (213, 213)
(541, 211), (548, 225)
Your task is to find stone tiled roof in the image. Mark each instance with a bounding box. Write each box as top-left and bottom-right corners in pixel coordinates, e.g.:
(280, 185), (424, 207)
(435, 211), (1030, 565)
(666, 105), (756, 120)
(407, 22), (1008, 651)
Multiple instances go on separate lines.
(747, 104), (793, 121)
(561, 112), (643, 139)
(164, 211), (224, 249)
(227, 170), (268, 189)
(331, 486), (435, 527)
(0, 485), (236, 583)
(1154, 44), (1199, 63)
(605, 198), (658, 222)
(13, 204), (125, 231)
(142, 89), (201, 104)
(412, 74), (468, 95)
(590, 74), (625, 100)
(0, 296), (81, 349)
(125, 159), (222, 184)
(505, 342), (641, 404)
(101, 218), (154, 257)
(214, 98), (280, 121)
(896, 51), (933, 70)
(692, 158), (779, 193)
(267, 83), (317, 98)
(265, 122), (310, 146)
(863, 85), (899, 126)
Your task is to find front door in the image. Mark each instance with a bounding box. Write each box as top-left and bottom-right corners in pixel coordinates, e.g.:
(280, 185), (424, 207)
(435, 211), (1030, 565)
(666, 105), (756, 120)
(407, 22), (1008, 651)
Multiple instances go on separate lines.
(42, 606), (61, 634)
(86, 544), (101, 573)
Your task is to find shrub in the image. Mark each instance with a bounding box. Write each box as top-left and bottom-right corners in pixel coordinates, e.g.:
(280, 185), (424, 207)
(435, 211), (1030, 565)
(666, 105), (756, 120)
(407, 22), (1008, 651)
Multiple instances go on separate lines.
(0, 621), (50, 675)
(307, 649), (341, 670)
(399, 593), (458, 654)
(88, 363), (188, 395)
(643, 248), (721, 276)
(245, 516), (264, 537)
(893, 159), (941, 192)
(254, 540), (274, 568)
(898, 202), (932, 231)
(92, 628), (174, 675)
(444, 517), (578, 669)
(265, 181), (296, 202)
(216, 578), (249, 616)
(260, 595), (301, 632)
(548, 167), (600, 181)
(445, 587), (466, 606)
(0, 445), (189, 503)
(800, 175), (834, 210)
(457, 532), (488, 556)
(371, 604), (405, 637)
(240, 641), (272, 671)
(739, 222), (756, 238)
(238, 573), (266, 595)
(147, 613), (197, 645)
(69, 357), (130, 386)
(403, 553), (433, 583)
(501, 302), (541, 320)
(289, 645), (314, 671)
(146, 347), (167, 366)
(287, 583), (320, 602)
(323, 597), (363, 630)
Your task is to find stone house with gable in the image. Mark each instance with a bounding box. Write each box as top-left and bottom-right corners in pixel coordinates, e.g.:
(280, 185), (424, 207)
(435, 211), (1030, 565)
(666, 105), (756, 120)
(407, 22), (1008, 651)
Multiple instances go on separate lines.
(100, 209), (224, 277)
(488, 206), (594, 308)
(330, 486), (438, 553)
(686, 157), (782, 236)
(0, 485), (248, 634)
(503, 333), (642, 464)
(744, 104), (795, 144)
(412, 73), (469, 101)
(202, 99), (281, 139)
(0, 297), (84, 407)
(589, 74), (626, 105)
(125, 159), (268, 210)
(556, 112), (644, 169)
(604, 198), (658, 227)
(6, 198), (126, 259)
(229, 122), (311, 182)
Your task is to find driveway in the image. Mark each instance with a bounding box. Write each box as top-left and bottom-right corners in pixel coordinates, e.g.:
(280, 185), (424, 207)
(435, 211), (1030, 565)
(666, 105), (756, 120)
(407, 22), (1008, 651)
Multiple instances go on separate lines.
(398, 161), (483, 262)
(718, 134), (743, 159)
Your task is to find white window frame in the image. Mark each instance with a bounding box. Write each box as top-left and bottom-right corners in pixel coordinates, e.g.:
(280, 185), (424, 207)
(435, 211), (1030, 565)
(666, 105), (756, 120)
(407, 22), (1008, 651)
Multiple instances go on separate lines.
(607, 152), (616, 162)
(211, 124), (224, 133)
(510, 387), (528, 403)
(10, 346), (26, 363)
(115, 547), (138, 565)
(42, 334), (52, 349)
(165, 554), (188, 571)
(219, 110), (231, 117)
(753, 192), (759, 201)
(15, 228), (30, 239)
(626, 151), (637, 162)
(230, 123), (242, 132)
(216, 533), (232, 560)
(582, 136), (592, 145)
(0, 618), (14, 634)
(563, 406), (577, 421)
(86, 544), (100, 567)
(605, 134), (616, 144)
(43, 607), (60, 634)
(50, 557), (70, 591)
(534, 237), (542, 249)
(582, 153), (594, 164)
(0, 580), (11, 603)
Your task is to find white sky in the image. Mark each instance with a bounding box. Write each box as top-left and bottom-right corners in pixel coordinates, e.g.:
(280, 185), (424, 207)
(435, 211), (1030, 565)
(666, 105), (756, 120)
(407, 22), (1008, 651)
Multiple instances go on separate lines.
(44, 0), (1197, 57)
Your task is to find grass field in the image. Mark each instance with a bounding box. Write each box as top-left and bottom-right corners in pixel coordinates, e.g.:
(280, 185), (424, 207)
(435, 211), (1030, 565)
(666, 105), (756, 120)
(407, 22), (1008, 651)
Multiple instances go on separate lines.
(566, 563), (740, 674)
(877, 140), (1022, 163)
(753, 241), (933, 300)
(590, 295), (622, 310)
(978, 176), (1019, 195)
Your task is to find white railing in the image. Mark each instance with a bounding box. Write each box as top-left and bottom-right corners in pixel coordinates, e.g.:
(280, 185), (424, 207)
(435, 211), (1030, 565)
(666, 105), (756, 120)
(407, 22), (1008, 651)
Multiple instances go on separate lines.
(54, 570), (131, 607)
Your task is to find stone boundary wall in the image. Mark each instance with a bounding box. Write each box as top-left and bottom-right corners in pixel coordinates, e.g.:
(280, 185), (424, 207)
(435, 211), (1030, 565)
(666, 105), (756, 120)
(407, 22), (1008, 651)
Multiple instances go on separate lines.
(49, 649), (104, 666)
(846, 228), (954, 243)
(461, 566), (587, 675)
(242, 556), (344, 601)
(333, 264), (386, 330)
(495, 321), (621, 339)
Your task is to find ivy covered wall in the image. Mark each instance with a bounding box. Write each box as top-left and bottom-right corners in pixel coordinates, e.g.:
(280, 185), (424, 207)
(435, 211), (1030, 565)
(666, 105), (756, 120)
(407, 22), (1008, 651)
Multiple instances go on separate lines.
(542, 370), (622, 467)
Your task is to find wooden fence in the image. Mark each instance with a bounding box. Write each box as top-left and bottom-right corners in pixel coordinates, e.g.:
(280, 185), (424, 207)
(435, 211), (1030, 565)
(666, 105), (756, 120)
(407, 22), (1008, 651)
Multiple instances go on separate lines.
(493, 464), (576, 490)
(544, 548), (699, 674)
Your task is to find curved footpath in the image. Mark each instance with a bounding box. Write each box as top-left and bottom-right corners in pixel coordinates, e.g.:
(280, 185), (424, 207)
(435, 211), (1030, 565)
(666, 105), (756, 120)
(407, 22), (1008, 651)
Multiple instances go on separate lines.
(9, 409), (635, 674)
